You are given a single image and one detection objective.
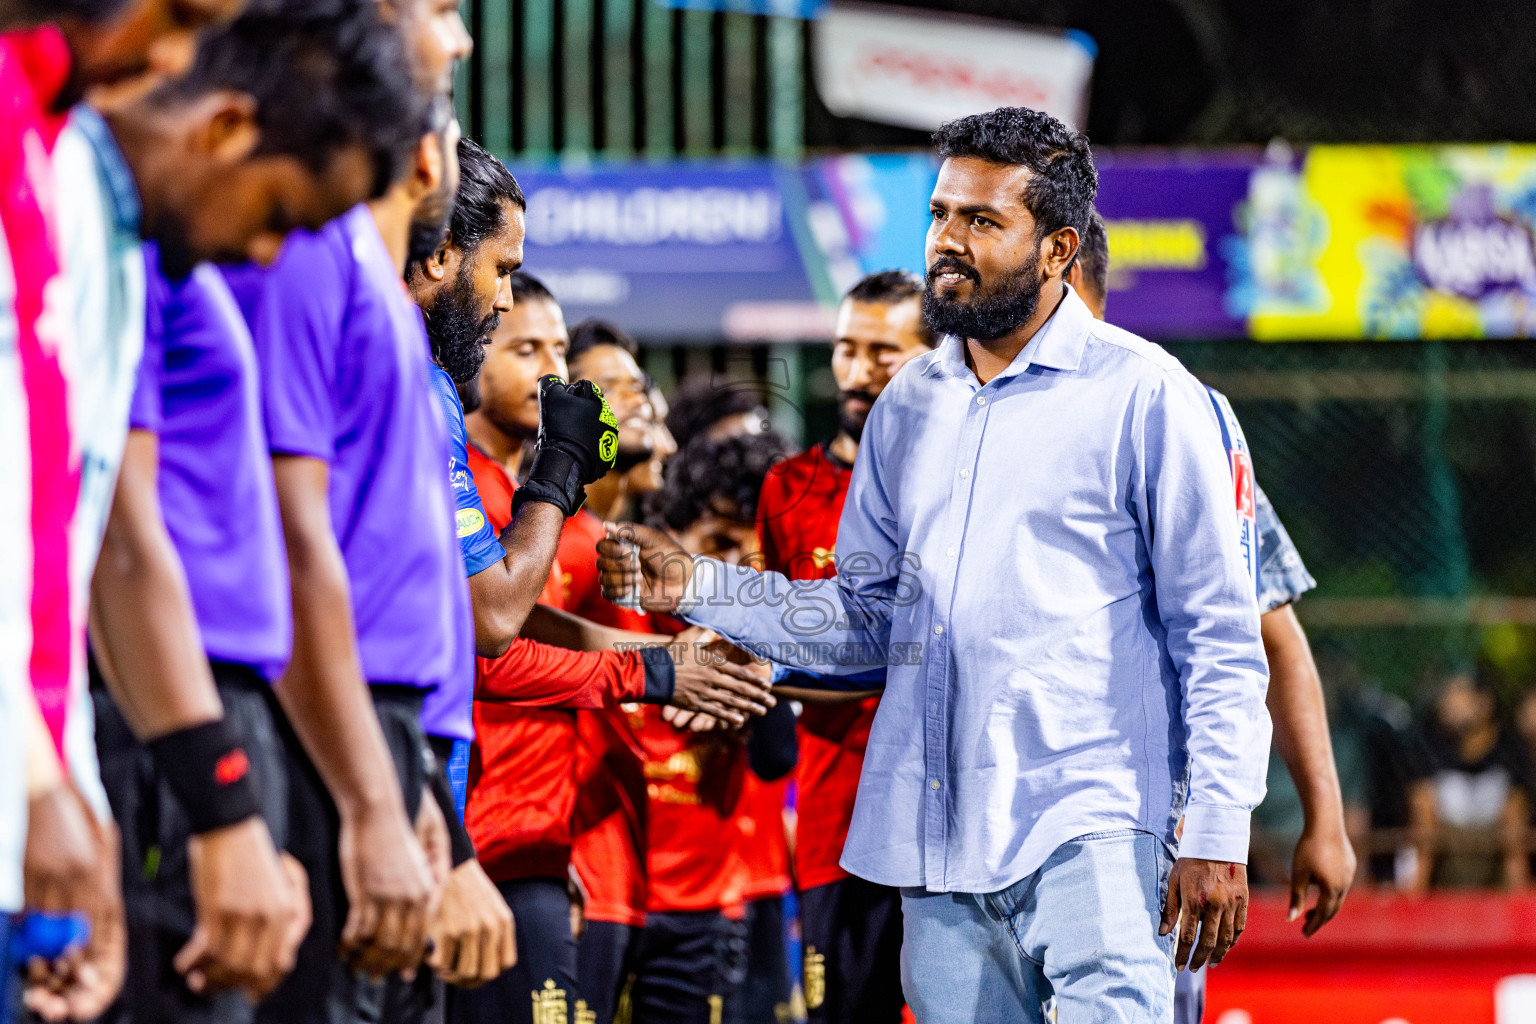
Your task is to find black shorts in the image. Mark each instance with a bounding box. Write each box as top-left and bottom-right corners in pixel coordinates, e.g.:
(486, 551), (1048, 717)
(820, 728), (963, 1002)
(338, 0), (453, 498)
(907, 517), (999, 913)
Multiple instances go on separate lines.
(257, 685), (428, 1024)
(724, 896), (789, 1024)
(626, 910), (748, 1024)
(576, 919), (641, 1024)
(91, 659), (288, 1024)
(798, 877), (905, 1024)
(447, 877), (579, 1024)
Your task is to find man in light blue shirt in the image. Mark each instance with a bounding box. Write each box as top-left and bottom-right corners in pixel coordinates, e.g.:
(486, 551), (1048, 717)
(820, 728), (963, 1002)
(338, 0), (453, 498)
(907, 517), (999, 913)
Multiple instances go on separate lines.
(598, 106), (1270, 1023)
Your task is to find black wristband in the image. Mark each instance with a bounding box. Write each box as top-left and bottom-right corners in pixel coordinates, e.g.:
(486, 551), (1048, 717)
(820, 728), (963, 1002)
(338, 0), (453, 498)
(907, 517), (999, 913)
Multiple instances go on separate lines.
(639, 645), (676, 704)
(512, 447), (586, 518)
(147, 718), (262, 835)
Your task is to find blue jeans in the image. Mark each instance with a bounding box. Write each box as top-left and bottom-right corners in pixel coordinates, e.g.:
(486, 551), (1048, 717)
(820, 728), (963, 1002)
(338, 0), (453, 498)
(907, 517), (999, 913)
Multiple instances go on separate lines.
(900, 829), (1176, 1024)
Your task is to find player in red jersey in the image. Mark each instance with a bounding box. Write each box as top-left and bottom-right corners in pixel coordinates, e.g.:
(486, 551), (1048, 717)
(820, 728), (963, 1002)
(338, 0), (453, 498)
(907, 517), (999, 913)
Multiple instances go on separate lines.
(755, 271), (934, 1024)
(453, 276), (772, 1024)
(615, 430), (797, 1024)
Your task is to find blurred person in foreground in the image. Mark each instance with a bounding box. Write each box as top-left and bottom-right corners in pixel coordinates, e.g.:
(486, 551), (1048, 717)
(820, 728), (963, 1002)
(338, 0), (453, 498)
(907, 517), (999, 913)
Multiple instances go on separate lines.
(1, 0), (261, 1015)
(1069, 208), (1356, 1024)
(1406, 663), (1532, 891)
(600, 106), (1270, 1023)
(453, 275), (773, 1024)
(751, 270), (935, 1024)
(605, 431), (796, 1024)
(85, 9), (433, 1023)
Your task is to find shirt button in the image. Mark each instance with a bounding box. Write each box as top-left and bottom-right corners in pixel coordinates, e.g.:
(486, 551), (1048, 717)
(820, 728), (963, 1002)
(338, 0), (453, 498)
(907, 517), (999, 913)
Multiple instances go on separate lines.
(930, 779), (942, 790)
(946, 546), (957, 557)
(959, 469), (970, 479)
(933, 625), (944, 635)
(976, 396), (987, 405)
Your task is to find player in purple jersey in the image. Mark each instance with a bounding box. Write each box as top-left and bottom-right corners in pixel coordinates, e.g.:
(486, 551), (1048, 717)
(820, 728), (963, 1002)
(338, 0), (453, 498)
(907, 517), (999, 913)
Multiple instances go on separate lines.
(72, 7), (426, 1021)
(1068, 210), (1354, 1024)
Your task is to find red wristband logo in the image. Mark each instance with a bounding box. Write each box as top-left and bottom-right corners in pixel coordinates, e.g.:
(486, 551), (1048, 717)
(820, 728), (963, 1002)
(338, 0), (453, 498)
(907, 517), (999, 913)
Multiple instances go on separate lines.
(215, 748), (250, 787)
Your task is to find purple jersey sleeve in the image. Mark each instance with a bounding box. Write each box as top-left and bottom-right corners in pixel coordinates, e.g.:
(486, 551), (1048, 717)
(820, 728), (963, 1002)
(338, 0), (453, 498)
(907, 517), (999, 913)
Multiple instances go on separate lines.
(251, 229), (350, 461)
(126, 248), (170, 433)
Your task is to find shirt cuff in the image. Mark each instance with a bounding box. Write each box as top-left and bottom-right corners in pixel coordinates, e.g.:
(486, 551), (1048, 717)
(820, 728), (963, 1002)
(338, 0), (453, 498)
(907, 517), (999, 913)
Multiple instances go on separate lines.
(1179, 804), (1252, 864)
(678, 554), (721, 620)
(639, 646), (676, 704)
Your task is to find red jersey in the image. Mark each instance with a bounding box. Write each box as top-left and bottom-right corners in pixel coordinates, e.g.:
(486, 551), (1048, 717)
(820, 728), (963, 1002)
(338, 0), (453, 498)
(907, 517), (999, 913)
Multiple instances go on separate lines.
(463, 445), (649, 882)
(757, 443), (880, 890)
(557, 509), (649, 632)
(735, 773), (791, 901)
(632, 704), (748, 915)
(561, 509), (653, 925)
(571, 707), (649, 926)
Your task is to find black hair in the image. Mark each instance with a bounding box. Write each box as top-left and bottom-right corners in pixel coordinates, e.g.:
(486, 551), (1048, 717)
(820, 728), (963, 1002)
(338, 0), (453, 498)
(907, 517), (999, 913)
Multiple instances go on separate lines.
(449, 138), (525, 248)
(507, 271), (555, 306)
(1076, 209), (1109, 304)
(156, 3), (426, 199)
(663, 376), (770, 451)
(38, 0), (131, 17)
(843, 269), (939, 347)
(931, 106), (1098, 246)
(649, 431), (789, 532)
(567, 318), (639, 365)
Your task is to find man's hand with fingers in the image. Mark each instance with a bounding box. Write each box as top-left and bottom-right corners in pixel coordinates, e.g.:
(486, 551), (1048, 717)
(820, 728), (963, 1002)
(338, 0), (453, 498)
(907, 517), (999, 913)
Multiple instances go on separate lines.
(1288, 823), (1355, 937)
(24, 818), (126, 1022)
(427, 859), (516, 988)
(337, 800), (436, 978)
(598, 523), (696, 613)
(667, 626), (775, 727)
(175, 816), (309, 1000)
(1159, 858), (1248, 972)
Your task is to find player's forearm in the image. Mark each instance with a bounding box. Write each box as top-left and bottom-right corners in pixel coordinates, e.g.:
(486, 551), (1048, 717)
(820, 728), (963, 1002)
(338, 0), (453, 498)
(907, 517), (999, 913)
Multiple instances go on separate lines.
(24, 691), (64, 797)
(521, 603), (657, 653)
(90, 434), (222, 740)
(1261, 604), (1346, 833)
(468, 502), (567, 657)
(272, 458), (404, 819)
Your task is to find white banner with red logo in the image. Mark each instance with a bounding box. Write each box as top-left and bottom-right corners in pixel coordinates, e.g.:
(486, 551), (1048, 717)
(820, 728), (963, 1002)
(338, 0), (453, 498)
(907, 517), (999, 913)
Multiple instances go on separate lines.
(812, 3), (1096, 132)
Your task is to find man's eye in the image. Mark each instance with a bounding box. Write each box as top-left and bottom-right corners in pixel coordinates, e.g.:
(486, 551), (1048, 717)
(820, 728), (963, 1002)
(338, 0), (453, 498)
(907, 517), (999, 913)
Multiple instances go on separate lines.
(930, 209), (944, 221)
(974, 216), (994, 228)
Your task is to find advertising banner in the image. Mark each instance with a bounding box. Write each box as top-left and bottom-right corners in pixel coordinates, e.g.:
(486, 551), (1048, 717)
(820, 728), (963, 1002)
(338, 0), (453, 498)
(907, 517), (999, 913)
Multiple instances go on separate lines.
(813, 4), (1096, 132)
(511, 146), (1536, 343)
(1245, 145), (1536, 340)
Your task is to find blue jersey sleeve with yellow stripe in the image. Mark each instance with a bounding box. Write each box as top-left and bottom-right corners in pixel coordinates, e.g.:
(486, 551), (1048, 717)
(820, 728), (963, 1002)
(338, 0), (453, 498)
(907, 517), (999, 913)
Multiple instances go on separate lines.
(429, 364), (504, 579)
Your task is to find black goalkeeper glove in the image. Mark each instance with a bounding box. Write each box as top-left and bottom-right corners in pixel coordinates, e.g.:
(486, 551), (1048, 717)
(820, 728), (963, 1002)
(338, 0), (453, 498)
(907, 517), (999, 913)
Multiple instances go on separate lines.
(511, 375), (620, 518)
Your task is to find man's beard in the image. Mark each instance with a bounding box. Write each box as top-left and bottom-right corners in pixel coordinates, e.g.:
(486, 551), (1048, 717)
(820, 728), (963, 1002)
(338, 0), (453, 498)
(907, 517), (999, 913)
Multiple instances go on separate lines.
(836, 390), (877, 444)
(423, 267), (498, 385)
(922, 249), (1043, 342)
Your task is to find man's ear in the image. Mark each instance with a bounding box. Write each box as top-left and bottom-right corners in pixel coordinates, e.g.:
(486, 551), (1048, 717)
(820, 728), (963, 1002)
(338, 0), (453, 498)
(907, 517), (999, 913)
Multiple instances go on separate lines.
(1042, 225), (1080, 280)
(423, 233), (453, 283)
(190, 91), (261, 166)
(410, 131), (445, 203)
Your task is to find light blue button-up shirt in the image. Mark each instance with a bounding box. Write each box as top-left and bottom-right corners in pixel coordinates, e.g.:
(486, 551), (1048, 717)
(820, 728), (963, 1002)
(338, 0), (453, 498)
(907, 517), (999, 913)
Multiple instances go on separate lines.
(683, 285), (1271, 894)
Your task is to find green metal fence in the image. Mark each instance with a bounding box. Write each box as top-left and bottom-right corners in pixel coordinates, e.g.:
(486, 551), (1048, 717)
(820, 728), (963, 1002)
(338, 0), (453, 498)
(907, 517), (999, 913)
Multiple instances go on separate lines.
(454, 0), (807, 161)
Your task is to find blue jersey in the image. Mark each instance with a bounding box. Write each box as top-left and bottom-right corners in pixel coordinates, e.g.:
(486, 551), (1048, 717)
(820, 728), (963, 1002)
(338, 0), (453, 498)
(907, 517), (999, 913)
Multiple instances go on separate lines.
(428, 364), (504, 578)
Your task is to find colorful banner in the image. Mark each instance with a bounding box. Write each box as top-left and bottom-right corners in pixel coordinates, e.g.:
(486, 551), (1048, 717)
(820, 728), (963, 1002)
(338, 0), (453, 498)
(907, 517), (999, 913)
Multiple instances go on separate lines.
(1245, 146), (1536, 340)
(510, 147), (1536, 343)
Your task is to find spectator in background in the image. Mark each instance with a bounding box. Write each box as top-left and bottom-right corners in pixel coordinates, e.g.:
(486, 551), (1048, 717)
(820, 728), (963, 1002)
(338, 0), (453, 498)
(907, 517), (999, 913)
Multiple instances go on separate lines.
(664, 376), (772, 450)
(1408, 664), (1533, 890)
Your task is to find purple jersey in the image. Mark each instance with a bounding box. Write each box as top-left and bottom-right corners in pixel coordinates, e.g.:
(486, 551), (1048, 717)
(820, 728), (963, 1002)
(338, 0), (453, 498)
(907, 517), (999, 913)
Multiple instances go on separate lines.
(128, 248), (290, 677)
(248, 205), (473, 741)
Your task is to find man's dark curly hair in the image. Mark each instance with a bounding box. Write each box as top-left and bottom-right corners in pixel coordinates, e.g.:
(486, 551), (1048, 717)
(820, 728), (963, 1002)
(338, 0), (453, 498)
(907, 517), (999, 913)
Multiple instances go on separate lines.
(649, 431), (789, 532)
(1076, 209), (1109, 305)
(931, 106), (1098, 247)
(154, 2), (426, 200)
(449, 138), (525, 248)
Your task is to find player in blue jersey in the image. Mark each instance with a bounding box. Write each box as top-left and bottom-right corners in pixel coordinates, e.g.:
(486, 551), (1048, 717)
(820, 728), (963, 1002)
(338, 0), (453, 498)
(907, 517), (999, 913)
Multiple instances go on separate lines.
(1067, 210), (1354, 1024)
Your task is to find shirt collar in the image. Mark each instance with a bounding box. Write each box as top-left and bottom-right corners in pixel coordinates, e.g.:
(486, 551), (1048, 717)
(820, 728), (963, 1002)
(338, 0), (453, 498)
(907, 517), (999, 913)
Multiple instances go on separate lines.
(67, 105), (141, 236)
(922, 282), (1093, 384)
